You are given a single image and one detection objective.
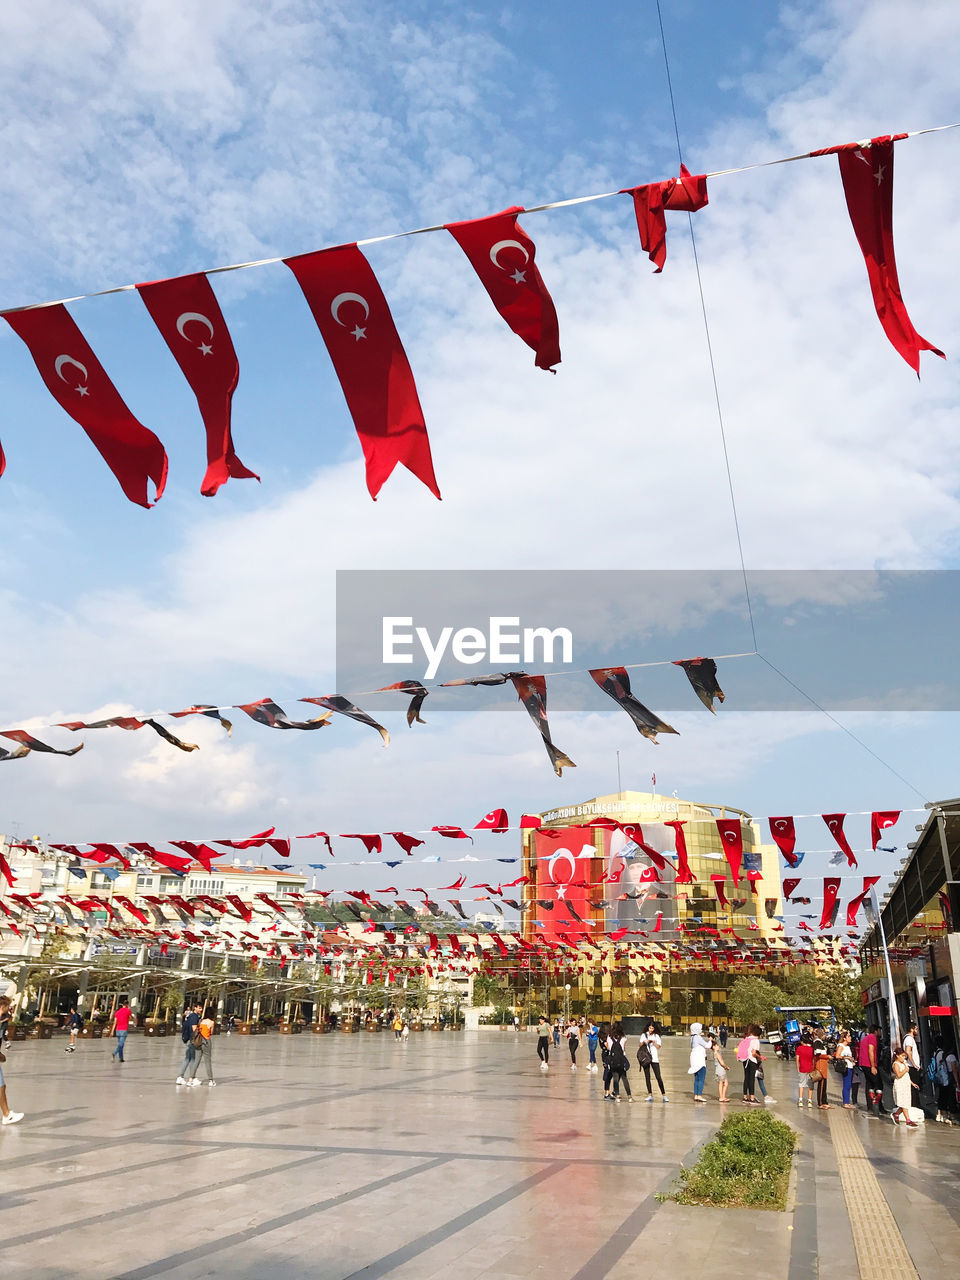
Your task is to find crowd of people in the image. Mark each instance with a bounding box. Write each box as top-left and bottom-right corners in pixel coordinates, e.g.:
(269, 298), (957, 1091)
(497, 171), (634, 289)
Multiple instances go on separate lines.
(527, 1010), (960, 1129)
(534, 1015), (669, 1102)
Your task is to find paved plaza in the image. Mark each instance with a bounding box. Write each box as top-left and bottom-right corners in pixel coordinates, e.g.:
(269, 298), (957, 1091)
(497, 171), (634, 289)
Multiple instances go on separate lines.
(0, 1031), (958, 1279)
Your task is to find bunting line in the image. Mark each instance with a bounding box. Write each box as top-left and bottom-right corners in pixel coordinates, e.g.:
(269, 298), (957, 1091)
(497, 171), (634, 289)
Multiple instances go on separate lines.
(2, 124), (956, 315)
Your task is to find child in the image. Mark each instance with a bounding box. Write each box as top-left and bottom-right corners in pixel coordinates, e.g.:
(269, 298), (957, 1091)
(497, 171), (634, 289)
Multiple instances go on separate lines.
(795, 1034), (815, 1107)
(891, 1047), (918, 1128)
(712, 1035), (729, 1102)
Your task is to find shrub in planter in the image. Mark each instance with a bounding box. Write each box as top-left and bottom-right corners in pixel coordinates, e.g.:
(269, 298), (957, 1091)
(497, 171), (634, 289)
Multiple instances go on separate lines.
(661, 1111), (796, 1209)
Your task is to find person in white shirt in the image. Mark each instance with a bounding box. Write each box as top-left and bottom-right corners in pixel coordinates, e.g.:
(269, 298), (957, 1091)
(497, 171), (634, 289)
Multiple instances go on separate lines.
(688, 1022), (710, 1101)
(902, 1023), (921, 1110)
(637, 1020), (668, 1101)
(566, 1021), (580, 1071)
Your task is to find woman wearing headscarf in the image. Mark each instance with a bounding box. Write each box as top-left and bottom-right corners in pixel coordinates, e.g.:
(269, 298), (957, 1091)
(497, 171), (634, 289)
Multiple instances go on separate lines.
(688, 1022), (710, 1101)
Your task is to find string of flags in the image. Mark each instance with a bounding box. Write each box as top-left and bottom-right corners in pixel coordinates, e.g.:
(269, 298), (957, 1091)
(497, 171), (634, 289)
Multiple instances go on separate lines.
(0, 657), (726, 772)
(0, 129), (949, 505)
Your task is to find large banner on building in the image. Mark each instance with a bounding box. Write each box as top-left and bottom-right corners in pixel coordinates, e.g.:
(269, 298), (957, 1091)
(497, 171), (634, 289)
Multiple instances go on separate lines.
(601, 825), (679, 934)
(533, 828), (598, 942)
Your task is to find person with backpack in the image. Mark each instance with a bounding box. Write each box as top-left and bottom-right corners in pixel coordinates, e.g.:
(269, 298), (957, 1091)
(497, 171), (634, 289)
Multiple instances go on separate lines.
(176, 1000), (204, 1086)
(834, 1030), (855, 1108)
(606, 1023), (632, 1102)
(637, 1020), (668, 1101)
(65, 1006), (83, 1053)
(183, 1004), (217, 1087)
(932, 1042), (959, 1124)
(688, 1022), (710, 1102)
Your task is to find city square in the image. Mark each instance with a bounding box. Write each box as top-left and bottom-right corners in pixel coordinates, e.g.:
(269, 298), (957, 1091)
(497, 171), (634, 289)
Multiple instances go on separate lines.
(1, 1030), (957, 1280)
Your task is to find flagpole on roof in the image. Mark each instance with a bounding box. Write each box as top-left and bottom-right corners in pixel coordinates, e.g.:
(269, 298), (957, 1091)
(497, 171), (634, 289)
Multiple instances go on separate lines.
(616, 751), (622, 799)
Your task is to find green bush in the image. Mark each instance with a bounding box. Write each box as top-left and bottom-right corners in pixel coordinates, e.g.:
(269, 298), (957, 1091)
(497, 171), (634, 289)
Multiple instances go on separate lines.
(664, 1111), (796, 1209)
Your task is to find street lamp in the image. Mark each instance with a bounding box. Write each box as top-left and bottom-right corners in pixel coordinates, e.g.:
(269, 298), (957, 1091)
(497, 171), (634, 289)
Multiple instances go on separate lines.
(564, 983), (571, 1023)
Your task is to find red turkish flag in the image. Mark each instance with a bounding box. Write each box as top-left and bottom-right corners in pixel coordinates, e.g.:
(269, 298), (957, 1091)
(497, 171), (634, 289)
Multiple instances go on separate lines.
(768, 816), (798, 865)
(831, 137), (943, 372)
(520, 814), (542, 829)
(870, 810), (900, 850)
(715, 819), (743, 885)
(665, 819), (695, 884)
(137, 272), (258, 496)
(2, 304), (167, 506)
(782, 877), (802, 900)
(445, 207), (560, 370)
(475, 808), (509, 832)
(535, 828), (595, 942)
(620, 165), (708, 272)
(846, 875), (880, 928)
(819, 877), (841, 931)
(710, 875), (729, 909)
(169, 841), (219, 873)
(822, 814), (856, 867)
(284, 244), (440, 499)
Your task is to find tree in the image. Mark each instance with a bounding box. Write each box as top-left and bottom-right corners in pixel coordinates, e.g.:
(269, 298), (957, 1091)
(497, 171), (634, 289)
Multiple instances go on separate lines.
(815, 966), (863, 1027)
(726, 977), (785, 1030)
(471, 973), (503, 1007)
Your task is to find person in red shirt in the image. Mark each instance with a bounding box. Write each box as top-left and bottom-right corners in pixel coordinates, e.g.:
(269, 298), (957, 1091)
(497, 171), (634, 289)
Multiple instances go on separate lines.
(795, 1034), (816, 1107)
(110, 998), (133, 1063)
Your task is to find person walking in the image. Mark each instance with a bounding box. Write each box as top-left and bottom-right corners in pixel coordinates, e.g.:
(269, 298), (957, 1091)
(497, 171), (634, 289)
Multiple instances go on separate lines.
(586, 1020), (600, 1072)
(890, 1047), (919, 1127)
(736, 1024), (761, 1104)
(835, 1030), (855, 1108)
(688, 1022), (710, 1101)
(183, 1005), (217, 1087)
(712, 1034), (729, 1103)
(637, 1021), (668, 1101)
(65, 1006), (82, 1053)
(552, 1020), (561, 1049)
(176, 1001), (203, 1085)
(536, 1016), (551, 1070)
(902, 1023), (921, 1110)
(566, 1020), (580, 1071)
(858, 1023), (884, 1115)
(110, 998), (132, 1063)
(0, 995), (24, 1126)
(607, 1023), (632, 1102)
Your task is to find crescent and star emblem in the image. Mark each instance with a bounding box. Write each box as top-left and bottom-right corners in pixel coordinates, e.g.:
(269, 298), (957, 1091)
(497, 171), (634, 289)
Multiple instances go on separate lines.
(330, 292), (370, 341)
(546, 849), (577, 900)
(489, 238), (530, 284)
(55, 354), (89, 397)
(175, 311), (215, 355)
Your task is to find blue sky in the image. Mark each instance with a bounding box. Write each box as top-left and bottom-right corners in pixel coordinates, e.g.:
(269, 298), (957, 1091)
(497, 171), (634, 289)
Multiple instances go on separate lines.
(0, 0), (958, 912)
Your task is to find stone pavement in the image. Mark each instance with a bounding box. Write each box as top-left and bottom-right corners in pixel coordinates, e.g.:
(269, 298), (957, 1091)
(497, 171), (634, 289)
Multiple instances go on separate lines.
(0, 1031), (957, 1279)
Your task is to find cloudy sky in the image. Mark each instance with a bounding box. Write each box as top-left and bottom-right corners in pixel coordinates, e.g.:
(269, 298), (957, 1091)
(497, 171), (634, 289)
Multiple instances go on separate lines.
(0, 0), (958, 906)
